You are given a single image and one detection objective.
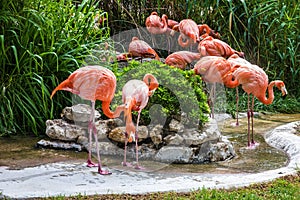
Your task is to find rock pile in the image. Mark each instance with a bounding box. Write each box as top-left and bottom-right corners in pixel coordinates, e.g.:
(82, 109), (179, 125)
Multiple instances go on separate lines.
(39, 104), (236, 164)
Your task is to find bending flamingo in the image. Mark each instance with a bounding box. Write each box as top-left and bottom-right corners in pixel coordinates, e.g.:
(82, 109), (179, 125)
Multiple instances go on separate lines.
(226, 64), (288, 148)
(128, 37), (160, 61)
(51, 65), (125, 175)
(121, 74), (159, 169)
(165, 51), (201, 69)
(193, 56), (233, 118)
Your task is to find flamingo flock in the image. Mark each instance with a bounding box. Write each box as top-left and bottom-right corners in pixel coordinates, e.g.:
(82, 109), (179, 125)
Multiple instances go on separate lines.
(51, 12), (287, 174)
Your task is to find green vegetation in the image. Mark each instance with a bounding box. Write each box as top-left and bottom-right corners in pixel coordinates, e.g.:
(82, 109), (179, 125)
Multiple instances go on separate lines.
(1, 0), (299, 136)
(112, 60), (209, 128)
(0, 0), (109, 136)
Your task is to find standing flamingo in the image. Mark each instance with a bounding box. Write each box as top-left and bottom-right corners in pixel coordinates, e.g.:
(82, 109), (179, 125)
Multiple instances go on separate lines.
(50, 65), (125, 175)
(121, 74), (159, 169)
(198, 36), (244, 58)
(128, 37), (160, 61)
(227, 54), (252, 126)
(145, 12), (168, 35)
(225, 64), (288, 148)
(193, 56), (233, 118)
(165, 51), (201, 69)
(145, 12), (176, 54)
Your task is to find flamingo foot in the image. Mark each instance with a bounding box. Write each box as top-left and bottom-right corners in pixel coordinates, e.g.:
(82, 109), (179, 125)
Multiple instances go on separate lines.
(121, 162), (132, 167)
(134, 164), (145, 170)
(87, 159), (98, 167)
(246, 141), (260, 149)
(98, 167), (112, 175)
(230, 122), (240, 127)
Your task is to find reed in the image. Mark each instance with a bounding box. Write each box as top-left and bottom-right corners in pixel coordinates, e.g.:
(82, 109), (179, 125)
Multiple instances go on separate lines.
(0, 0), (109, 136)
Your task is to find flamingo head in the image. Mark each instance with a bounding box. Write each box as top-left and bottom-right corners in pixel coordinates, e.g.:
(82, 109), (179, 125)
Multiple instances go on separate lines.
(275, 81), (288, 97)
(143, 73), (159, 96)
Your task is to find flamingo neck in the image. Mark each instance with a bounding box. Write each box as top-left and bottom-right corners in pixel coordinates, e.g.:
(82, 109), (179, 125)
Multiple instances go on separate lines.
(256, 81), (276, 105)
(102, 101), (116, 118)
(161, 15), (168, 33)
(223, 75), (239, 89)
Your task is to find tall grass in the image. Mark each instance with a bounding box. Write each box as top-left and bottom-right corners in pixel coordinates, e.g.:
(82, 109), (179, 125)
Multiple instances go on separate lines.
(0, 0), (109, 136)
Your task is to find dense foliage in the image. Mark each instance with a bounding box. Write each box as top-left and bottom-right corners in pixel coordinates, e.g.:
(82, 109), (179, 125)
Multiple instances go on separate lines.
(112, 60), (209, 128)
(0, 0), (299, 136)
(0, 0), (109, 135)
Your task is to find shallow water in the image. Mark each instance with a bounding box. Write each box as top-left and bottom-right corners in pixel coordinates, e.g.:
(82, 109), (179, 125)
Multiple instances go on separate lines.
(0, 113), (299, 174)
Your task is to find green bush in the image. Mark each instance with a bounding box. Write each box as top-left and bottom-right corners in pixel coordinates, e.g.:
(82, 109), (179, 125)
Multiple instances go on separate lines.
(111, 60), (209, 128)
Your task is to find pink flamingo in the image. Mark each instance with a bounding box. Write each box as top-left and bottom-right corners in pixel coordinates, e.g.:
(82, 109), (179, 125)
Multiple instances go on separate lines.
(198, 24), (221, 40)
(198, 36), (244, 58)
(51, 65), (125, 175)
(227, 54), (252, 126)
(225, 63), (288, 148)
(193, 56), (233, 118)
(171, 19), (200, 49)
(121, 74), (159, 169)
(128, 37), (160, 61)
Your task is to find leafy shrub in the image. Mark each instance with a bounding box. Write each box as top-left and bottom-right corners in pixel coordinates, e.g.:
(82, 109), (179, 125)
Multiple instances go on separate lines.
(111, 60), (209, 128)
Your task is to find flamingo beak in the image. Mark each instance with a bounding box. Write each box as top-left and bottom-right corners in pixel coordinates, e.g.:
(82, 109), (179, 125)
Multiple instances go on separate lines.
(281, 86), (288, 97)
(129, 131), (135, 142)
(149, 88), (157, 96)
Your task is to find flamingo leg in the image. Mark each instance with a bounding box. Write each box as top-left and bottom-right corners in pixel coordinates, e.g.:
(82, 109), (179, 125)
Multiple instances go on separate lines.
(208, 83), (216, 119)
(235, 87), (239, 126)
(91, 101), (111, 175)
(134, 110), (144, 170)
(250, 96), (259, 147)
(247, 94), (251, 147)
(122, 132), (132, 167)
(87, 101), (98, 168)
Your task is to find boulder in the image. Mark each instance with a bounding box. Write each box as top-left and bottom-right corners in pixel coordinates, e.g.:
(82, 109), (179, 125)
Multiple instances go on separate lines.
(45, 119), (85, 141)
(155, 146), (193, 163)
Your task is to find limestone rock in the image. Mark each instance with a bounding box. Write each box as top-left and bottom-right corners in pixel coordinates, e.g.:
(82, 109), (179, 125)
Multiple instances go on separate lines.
(155, 146), (193, 163)
(182, 128), (219, 146)
(37, 139), (82, 151)
(136, 126), (149, 141)
(169, 119), (184, 133)
(164, 134), (184, 146)
(108, 127), (126, 143)
(61, 104), (100, 122)
(45, 119), (85, 141)
(149, 124), (163, 145)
